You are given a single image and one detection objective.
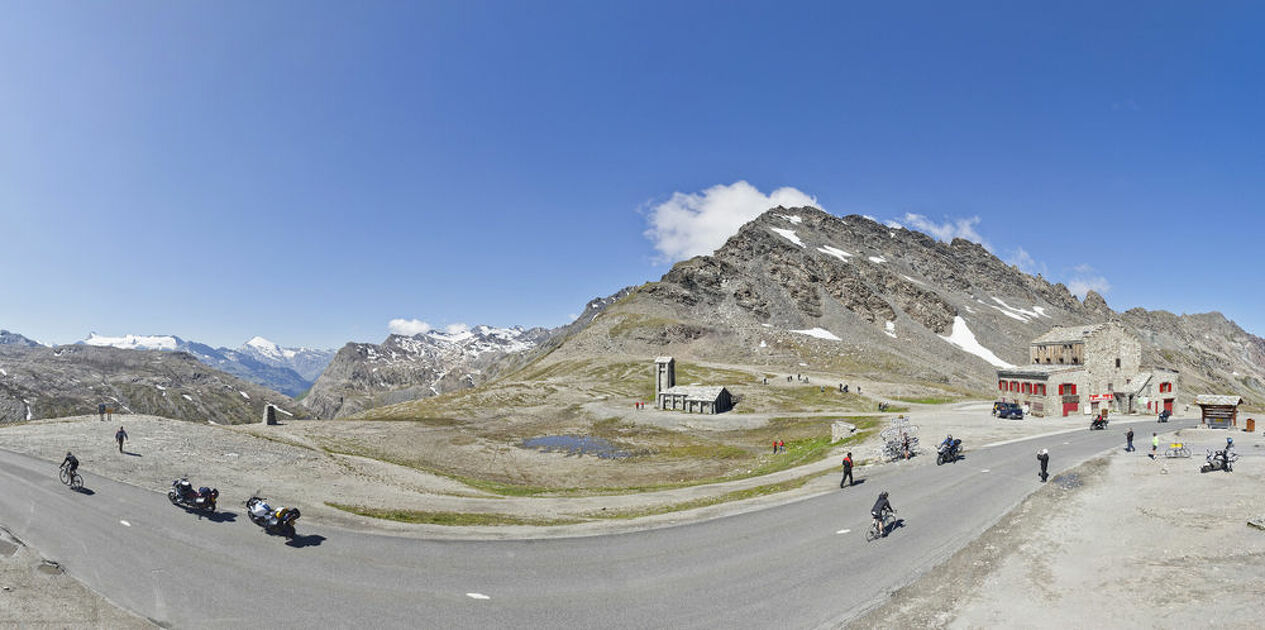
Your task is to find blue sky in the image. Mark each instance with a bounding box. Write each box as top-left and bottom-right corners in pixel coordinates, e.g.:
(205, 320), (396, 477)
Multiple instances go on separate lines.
(2, 1), (1262, 349)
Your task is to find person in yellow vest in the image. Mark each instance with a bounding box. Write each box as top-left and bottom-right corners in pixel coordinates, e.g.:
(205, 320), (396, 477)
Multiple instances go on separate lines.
(1151, 433), (1159, 459)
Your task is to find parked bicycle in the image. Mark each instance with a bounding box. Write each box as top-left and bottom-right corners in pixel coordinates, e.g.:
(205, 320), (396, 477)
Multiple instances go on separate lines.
(1164, 442), (1190, 458)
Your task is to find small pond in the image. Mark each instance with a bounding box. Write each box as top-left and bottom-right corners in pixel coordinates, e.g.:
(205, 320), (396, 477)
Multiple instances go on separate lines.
(521, 435), (633, 459)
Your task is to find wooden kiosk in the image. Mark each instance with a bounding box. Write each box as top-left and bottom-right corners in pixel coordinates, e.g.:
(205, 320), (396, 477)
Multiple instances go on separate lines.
(1194, 394), (1243, 429)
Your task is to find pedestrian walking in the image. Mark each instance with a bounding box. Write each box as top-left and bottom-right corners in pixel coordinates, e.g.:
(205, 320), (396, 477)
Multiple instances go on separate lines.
(1037, 448), (1049, 482)
(1151, 433), (1158, 459)
(1125, 428), (1135, 452)
(777, 439), (785, 453)
(97, 403), (106, 422)
(115, 426), (128, 453)
(841, 452), (854, 487)
(901, 432), (911, 460)
(772, 440), (778, 454)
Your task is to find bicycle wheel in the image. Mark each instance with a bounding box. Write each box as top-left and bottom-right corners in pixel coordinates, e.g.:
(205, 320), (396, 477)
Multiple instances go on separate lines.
(69, 473), (83, 491)
(865, 526), (878, 542)
(59, 468), (71, 485)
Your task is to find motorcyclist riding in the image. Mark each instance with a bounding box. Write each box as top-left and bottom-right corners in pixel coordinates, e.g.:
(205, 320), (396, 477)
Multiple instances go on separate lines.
(871, 491), (895, 533)
(941, 434), (954, 449)
(61, 451), (78, 475)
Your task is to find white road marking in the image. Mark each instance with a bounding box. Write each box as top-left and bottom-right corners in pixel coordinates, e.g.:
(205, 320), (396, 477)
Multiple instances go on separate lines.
(466, 593), (491, 600)
(119, 520), (131, 527)
(980, 469), (990, 473)
(835, 529), (851, 535)
(1063, 441), (1071, 445)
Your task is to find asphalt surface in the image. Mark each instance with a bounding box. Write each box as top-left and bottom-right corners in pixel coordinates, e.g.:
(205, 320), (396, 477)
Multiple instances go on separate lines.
(0, 416), (1198, 629)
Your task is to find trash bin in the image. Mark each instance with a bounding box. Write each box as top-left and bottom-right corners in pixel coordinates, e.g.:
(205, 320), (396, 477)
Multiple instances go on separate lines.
(1247, 418), (1256, 433)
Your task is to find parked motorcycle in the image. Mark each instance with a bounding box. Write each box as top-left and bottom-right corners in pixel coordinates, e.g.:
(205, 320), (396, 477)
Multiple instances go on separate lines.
(1200, 448), (1238, 473)
(246, 496), (300, 538)
(1090, 417), (1108, 430)
(936, 439), (962, 465)
(168, 478), (218, 512)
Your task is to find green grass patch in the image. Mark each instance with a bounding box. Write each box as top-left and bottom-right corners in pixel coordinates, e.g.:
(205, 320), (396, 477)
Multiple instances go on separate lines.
(325, 503), (585, 527)
(890, 396), (958, 405)
(588, 472), (825, 520)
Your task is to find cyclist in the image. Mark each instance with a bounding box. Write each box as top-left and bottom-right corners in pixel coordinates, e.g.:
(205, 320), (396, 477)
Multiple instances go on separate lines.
(61, 451), (79, 476)
(871, 491), (895, 534)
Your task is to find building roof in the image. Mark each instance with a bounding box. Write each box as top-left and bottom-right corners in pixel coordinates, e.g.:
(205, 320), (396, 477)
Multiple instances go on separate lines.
(655, 356), (675, 364)
(1194, 394), (1243, 407)
(1123, 372), (1152, 395)
(1031, 324), (1106, 345)
(997, 365), (1079, 378)
(660, 385), (729, 402)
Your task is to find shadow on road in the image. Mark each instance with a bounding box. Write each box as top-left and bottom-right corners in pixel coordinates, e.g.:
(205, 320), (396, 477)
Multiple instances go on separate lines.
(122, 452), (142, 457)
(285, 534), (326, 549)
(201, 510), (238, 523)
(841, 478), (867, 488)
(72, 487), (95, 496)
(888, 518), (906, 535)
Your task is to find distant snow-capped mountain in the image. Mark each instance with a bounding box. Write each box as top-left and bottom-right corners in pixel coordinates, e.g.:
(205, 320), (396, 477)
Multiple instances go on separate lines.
(0, 329), (42, 348)
(235, 336), (335, 383)
(301, 324), (555, 419)
(79, 333), (334, 397)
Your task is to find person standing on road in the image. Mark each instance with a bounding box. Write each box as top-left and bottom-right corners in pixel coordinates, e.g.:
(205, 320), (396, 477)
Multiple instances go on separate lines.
(1037, 449), (1049, 482)
(115, 426), (128, 453)
(1125, 428), (1135, 452)
(841, 452), (854, 488)
(1151, 433), (1159, 459)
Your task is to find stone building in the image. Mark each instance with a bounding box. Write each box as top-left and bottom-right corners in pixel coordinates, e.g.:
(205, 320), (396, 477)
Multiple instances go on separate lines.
(996, 322), (1178, 417)
(654, 356), (733, 414)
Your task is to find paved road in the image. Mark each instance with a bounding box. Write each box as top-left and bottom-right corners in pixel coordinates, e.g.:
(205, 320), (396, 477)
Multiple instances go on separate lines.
(0, 417), (1198, 629)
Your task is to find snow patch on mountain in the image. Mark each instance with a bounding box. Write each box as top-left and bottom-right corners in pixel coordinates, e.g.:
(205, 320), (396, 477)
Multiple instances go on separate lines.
(938, 316), (1014, 369)
(83, 333), (180, 351)
(792, 327), (842, 341)
(769, 227), (804, 248)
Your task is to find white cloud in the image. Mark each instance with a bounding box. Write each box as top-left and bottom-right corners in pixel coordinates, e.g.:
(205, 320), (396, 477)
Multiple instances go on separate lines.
(1066, 264), (1111, 298)
(1006, 247), (1047, 276)
(444, 323), (470, 335)
(901, 213), (988, 248)
(643, 180), (818, 262)
(884, 220), (905, 229)
(388, 318), (432, 336)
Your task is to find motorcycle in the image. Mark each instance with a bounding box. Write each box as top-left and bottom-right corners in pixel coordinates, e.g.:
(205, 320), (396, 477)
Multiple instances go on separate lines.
(168, 478), (218, 512)
(1200, 448), (1238, 473)
(936, 439), (962, 465)
(1090, 417), (1108, 430)
(1157, 410), (1171, 423)
(246, 496), (300, 538)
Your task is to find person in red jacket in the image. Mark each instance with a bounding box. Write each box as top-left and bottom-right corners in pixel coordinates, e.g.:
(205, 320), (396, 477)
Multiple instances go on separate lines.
(840, 452), (854, 487)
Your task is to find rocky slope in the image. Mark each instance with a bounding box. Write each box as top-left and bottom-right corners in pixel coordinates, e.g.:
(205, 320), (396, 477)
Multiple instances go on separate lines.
(0, 344), (303, 424)
(80, 334), (334, 397)
(526, 207), (1265, 405)
(302, 325), (552, 419)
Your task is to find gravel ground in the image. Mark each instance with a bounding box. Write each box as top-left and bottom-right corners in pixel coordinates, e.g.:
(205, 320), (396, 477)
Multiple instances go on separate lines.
(853, 425), (1265, 629)
(0, 527), (153, 629)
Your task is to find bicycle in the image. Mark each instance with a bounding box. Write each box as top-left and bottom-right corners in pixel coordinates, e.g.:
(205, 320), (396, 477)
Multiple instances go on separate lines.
(59, 464), (83, 491)
(866, 509), (896, 542)
(1164, 443), (1190, 458)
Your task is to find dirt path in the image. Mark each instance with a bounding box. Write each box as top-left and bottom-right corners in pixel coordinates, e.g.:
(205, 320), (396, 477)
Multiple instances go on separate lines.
(852, 426), (1265, 628)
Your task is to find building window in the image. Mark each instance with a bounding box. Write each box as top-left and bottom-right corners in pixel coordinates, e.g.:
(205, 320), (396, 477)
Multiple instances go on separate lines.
(1115, 358), (1121, 368)
(999, 380), (1006, 391)
(1160, 382), (1172, 393)
(1108, 383), (1113, 392)
(1037, 384), (1046, 396)
(1023, 383), (1031, 394)
(1059, 383), (1077, 396)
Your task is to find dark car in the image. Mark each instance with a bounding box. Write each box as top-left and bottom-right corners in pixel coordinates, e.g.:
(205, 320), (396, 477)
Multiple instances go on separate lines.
(996, 402), (1024, 419)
